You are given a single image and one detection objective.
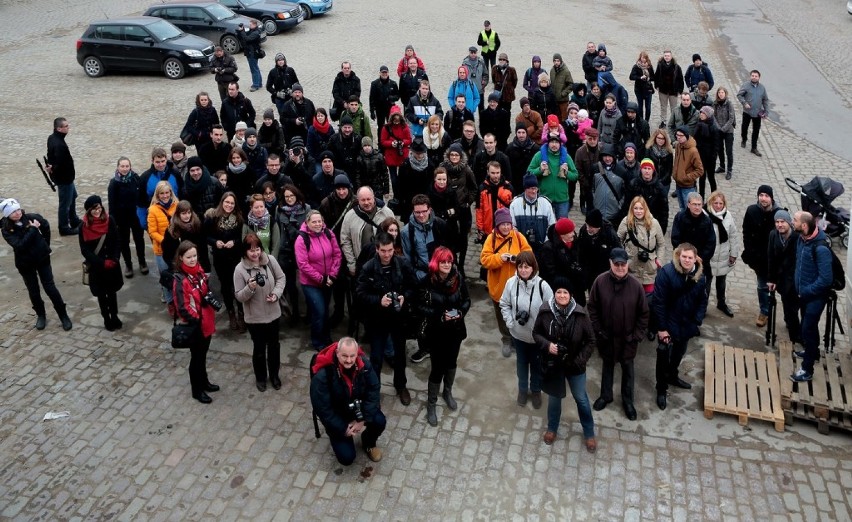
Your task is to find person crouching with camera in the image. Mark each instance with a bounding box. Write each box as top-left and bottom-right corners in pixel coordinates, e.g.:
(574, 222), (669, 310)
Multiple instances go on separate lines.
(173, 240), (220, 404)
(418, 247), (471, 426)
(500, 251), (553, 410)
(533, 277), (597, 452)
(234, 232), (286, 392)
(310, 337), (386, 464)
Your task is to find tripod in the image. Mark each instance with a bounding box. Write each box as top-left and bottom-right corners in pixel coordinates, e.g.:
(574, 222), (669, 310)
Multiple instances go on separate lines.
(822, 290), (844, 354)
(765, 290), (777, 347)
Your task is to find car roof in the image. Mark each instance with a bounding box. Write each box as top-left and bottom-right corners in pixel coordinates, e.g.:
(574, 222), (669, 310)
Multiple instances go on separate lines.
(88, 16), (169, 25)
(148, 1), (221, 6)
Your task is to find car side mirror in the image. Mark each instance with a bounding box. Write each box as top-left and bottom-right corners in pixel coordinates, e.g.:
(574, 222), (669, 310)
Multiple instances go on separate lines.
(144, 37), (154, 45)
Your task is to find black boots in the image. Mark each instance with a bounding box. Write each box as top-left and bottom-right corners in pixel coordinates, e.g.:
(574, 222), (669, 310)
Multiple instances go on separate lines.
(35, 315), (47, 330)
(442, 369), (458, 410)
(426, 381), (439, 426)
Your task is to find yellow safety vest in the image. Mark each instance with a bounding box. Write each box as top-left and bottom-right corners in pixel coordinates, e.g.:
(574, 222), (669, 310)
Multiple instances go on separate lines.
(480, 30), (497, 53)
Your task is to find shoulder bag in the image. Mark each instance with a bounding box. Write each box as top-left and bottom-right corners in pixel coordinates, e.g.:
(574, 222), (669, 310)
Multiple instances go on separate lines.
(82, 235), (107, 285)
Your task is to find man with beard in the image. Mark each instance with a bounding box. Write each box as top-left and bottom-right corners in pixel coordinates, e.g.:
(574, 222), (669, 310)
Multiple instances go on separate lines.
(550, 53), (574, 120)
(573, 128), (600, 215)
(461, 47), (488, 114)
(741, 185), (779, 327)
(766, 210), (801, 345)
(265, 53), (299, 116)
(280, 83), (315, 144)
(490, 52), (517, 112)
(444, 94), (476, 142)
(198, 124), (230, 174)
(220, 82), (256, 141)
(328, 115), (362, 179)
(505, 124), (537, 194)
(369, 65), (400, 130)
(183, 156), (224, 218)
(581, 42), (598, 91)
(331, 61), (361, 122)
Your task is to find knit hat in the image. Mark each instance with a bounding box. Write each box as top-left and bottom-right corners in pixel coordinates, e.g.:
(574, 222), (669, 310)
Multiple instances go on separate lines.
(290, 83), (303, 93)
(488, 92), (500, 103)
(699, 106), (715, 119)
(519, 97), (530, 108)
(405, 44), (414, 51)
(318, 150), (335, 162)
(692, 53), (702, 62)
(339, 114), (353, 127)
(640, 158), (656, 172)
(610, 247), (629, 263)
(774, 209), (792, 225)
(334, 174), (351, 188)
(516, 122), (527, 132)
(84, 195), (102, 212)
(275, 53), (285, 62)
(757, 184), (774, 200)
(584, 127), (599, 138)
(551, 276), (572, 292)
(553, 53), (562, 61)
(554, 218), (575, 235)
(623, 142), (636, 153)
(498, 52), (508, 61)
(187, 156), (204, 171)
(578, 109), (589, 119)
(626, 101), (638, 113)
(676, 125), (690, 138)
(567, 102), (580, 113)
(245, 128), (257, 138)
(263, 108), (275, 120)
(379, 65), (389, 72)
(411, 139), (427, 153)
(171, 141), (187, 154)
(0, 198), (21, 218)
(235, 121), (248, 132)
(585, 208), (603, 227)
(547, 114), (560, 127)
(494, 208), (512, 226)
(447, 143), (464, 156)
(289, 136), (305, 149)
(361, 136), (373, 147)
(523, 173), (538, 189)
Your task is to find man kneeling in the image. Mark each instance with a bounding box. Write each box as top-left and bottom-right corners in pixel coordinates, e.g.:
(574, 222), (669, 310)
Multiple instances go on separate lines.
(310, 337), (386, 464)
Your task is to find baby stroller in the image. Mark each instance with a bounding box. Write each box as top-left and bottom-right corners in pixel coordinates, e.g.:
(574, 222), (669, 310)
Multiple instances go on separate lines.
(785, 176), (850, 248)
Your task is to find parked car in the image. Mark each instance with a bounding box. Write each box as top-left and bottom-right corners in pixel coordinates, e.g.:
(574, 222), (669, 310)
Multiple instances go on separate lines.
(848, 0), (852, 15)
(295, 0), (333, 19)
(216, 0), (303, 35)
(76, 17), (215, 79)
(143, 2), (262, 54)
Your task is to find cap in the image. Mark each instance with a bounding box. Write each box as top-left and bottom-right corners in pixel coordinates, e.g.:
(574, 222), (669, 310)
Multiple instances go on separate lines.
(469, 46), (478, 53)
(447, 143), (464, 156)
(84, 195), (102, 212)
(610, 247), (629, 263)
(379, 65), (389, 72)
(515, 121), (527, 132)
(289, 136), (305, 149)
(626, 101), (638, 113)
(585, 208), (603, 227)
(553, 53), (562, 61)
(523, 173), (538, 189)
(555, 218), (575, 235)
(494, 208), (512, 226)
(599, 144), (616, 157)
(548, 134), (562, 144)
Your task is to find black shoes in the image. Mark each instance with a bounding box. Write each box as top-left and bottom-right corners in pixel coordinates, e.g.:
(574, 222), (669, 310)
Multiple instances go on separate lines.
(256, 380), (267, 392)
(717, 302), (734, 318)
(656, 394), (667, 410)
(725, 171), (732, 180)
(751, 148), (762, 157)
(35, 316), (47, 330)
(270, 376), (282, 390)
(624, 403), (637, 420)
(410, 348), (430, 363)
(59, 227), (79, 236)
(194, 392), (212, 404)
(669, 377), (692, 390)
(715, 166), (725, 174)
(741, 139), (747, 148)
(592, 397), (611, 411)
(205, 382), (220, 392)
(60, 315), (73, 331)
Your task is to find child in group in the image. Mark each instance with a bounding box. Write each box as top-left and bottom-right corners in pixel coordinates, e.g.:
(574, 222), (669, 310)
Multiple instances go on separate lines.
(540, 114), (567, 146)
(215, 170), (229, 190)
(538, 133), (570, 179)
(575, 110), (593, 141)
(230, 121), (248, 149)
(593, 43), (614, 86)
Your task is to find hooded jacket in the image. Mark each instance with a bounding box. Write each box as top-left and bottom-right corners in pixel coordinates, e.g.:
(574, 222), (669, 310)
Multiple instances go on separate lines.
(476, 178), (514, 235)
(480, 229), (532, 301)
(588, 270), (649, 361)
(539, 224), (585, 300)
(379, 106), (412, 167)
(233, 252), (286, 324)
(652, 247), (708, 339)
(672, 136), (703, 188)
(795, 229), (833, 302)
(2, 213), (52, 269)
(549, 61), (574, 103)
(523, 57), (544, 96)
(265, 61), (299, 103)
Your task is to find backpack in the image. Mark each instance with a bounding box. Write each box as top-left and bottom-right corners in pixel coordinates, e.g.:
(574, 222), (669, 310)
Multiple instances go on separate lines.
(298, 228), (332, 252)
(813, 242), (845, 291)
(309, 350), (333, 439)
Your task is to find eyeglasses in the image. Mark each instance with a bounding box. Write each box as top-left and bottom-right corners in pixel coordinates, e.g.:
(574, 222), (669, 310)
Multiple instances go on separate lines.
(413, 209), (429, 215)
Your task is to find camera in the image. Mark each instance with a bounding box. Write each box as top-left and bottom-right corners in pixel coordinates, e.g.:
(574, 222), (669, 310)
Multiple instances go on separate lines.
(515, 310), (530, 326)
(508, 254), (517, 263)
(348, 399), (364, 422)
(395, 140), (404, 156)
(254, 272), (266, 287)
(203, 291), (223, 312)
(386, 292), (402, 312)
(525, 229), (535, 243)
(276, 88), (292, 99)
(638, 250), (650, 262)
(291, 147), (304, 156)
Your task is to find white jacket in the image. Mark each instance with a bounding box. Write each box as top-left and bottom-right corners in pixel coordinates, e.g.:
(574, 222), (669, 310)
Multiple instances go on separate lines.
(707, 206), (742, 277)
(499, 274), (554, 343)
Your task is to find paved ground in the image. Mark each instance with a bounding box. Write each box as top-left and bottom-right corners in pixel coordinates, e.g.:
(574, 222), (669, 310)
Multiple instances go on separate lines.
(1, 0), (851, 519)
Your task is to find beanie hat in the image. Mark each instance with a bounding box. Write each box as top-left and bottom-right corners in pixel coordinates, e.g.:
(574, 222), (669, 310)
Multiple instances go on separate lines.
(597, 43), (607, 53)
(498, 52), (508, 62)
(318, 150), (335, 162)
(339, 114), (353, 126)
(245, 128), (257, 138)
(84, 195), (102, 212)
(774, 209), (792, 225)
(0, 198), (21, 218)
(699, 106), (715, 119)
(757, 184), (774, 200)
(626, 101), (638, 113)
(553, 53), (562, 61)
(334, 174), (351, 188)
(289, 136), (305, 149)
(623, 142), (636, 153)
(405, 44), (414, 51)
(567, 102), (580, 113)
(584, 127), (599, 138)
(447, 143), (464, 156)
(523, 173), (538, 189)
(551, 276), (572, 292)
(361, 136), (373, 147)
(676, 125), (690, 138)
(547, 114), (560, 127)
(411, 139), (427, 153)
(171, 141), (187, 154)
(187, 156), (204, 171)
(640, 158), (656, 172)
(554, 218), (575, 235)
(516, 121), (527, 132)
(275, 53), (285, 62)
(586, 208), (603, 227)
(494, 208), (512, 227)
(235, 121), (248, 132)
(519, 97), (530, 108)
(692, 53), (702, 62)
(599, 144), (616, 157)
(263, 108), (275, 120)
(488, 92), (500, 103)
(290, 83), (303, 93)
(577, 109), (589, 119)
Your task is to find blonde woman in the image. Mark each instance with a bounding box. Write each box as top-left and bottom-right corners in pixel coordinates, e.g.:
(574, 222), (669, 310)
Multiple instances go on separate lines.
(617, 196), (665, 294)
(422, 114), (450, 166)
(147, 181), (178, 311)
(705, 191), (742, 317)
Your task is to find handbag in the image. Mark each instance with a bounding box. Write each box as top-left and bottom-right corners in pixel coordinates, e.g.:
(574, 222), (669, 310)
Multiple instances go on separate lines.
(171, 320), (198, 349)
(257, 48), (266, 59)
(179, 128), (196, 147)
(82, 235), (107, 286)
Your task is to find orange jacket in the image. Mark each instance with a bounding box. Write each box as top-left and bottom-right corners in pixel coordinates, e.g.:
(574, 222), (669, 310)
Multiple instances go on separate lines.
(476, 180), (514, 235)
(147, 200), (177, 256)
(480, 229), (532, 301)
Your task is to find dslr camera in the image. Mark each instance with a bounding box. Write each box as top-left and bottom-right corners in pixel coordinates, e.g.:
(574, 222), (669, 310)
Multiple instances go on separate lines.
(348, 399), (364, 422)
(515, 310), (530, 326)
(276, 88), (292, 99)
(386, 292), (402, 312)
(638, 250), (650, 262)
(253, 272), (266, 287)
(203, 291), (223, 312)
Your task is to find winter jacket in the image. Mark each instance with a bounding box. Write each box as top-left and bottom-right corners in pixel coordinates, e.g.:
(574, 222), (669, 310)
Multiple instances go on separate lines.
(574, 143), (600, 191)
(161, 224), (211, 273)
(713, 97), (737, 134)
(356, 254), (417, 327)
(418, 267), (471, 342)
(456, 131), (487, 159)
(183, 169), (222, 220)
(399, 68), (428, 104)
(672, 137), (703, 189)
(368, 77), (400, 116)
(614, 160), (640, 185)
(654, 58), (684, 96)
(280, 98), (316, 143)
(79, 217), (123, 296)
(667, 104), (699, 142)
(588, 270), (648, 361)
(265, 63), (299, 103)
(767, 229), (799, 296)
(531, 86), (559, 120)
(694, 118), (720, 167)
(585, 93), (604, 125)
(613, 116), (650, 159)
(629, 62), (656, 95)
(295, 222), (342, 286)
(447, 79), (480, 113)
(597, 108), (622, 146)
(307, 124), (335, 161)
(396, 156), (437, 219)
(593, 164), (625, 223)
(461, 56), (488, 90)
(441, 150), (478, 208)
(242, 142), (269, 180)
(211, 52), (238, 84)
(534, 300), (596, 397)
(328, 132), (362, 177)
(275, 203), (309, 267)
(198, 141), (230, 175)
(506, 136), (538, 192)
(515, 110), (544, 146)
(343, 104), (372, 139)
(510, 194), (555, 250)
(616, 217), (665, 285)
(444, 107), (476, 142)
(491, 64), (518, 103)
(108, 171), (142, 225)
(795, 229), (833, 301)
(257, 120), (287, 157)
(500, 274), (554, 343)
(539, 224), (586, 302)
(690, 91), (714, 111)
(220, 92), (256, 139)
(147, 201), (177, 256)
(2, 213), (53, 269)
(671, 209), (716, 272)
(331, 71), (362, 115)
(339, 204), (395, 273)
(355, 149), (388, 198)
(204, 214), (243, 265)
(652, 250), (708, 340)
(706, 206), (742, 277)
(476, 179), (514, 236)
(624, 174), (669, 233)
(181, 105), (220, 148)
(405, 92), (443, 137)
(401, 213), (451, 282)
(137, 162), (183, 227)
(379, 106), (412, 167)
(479, 106), (512, 147)
(172, 269), (216, 338)
(480, 229), (532, 301)
(241, 219), (281, 260)
(471, 150), (512, 188)
(576, 221), (620, 290)
(736, 80), (769, 118)
(582, 51), (598, 84)
(233, 253), (286, 324)
(46, 130), (75, 184)
(684, 63), (714, 92)
(549, 63), (574, 103)
(527, 147), (578, 204)
(319, 193), (354, 240)
(741, 202), (778, 277)
(523, 62), (545, 96)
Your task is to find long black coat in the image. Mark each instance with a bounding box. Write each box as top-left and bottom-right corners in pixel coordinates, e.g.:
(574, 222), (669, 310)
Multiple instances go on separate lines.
(79, 218), (124, 296)
(539, 224), (586, 304)
(624, 174), (670, 233)
(587, 271), (648, 362)
(418, 268), (471, 343)
(671, 210), (716, 276)
(533, 301), (596, 397)
(767, 229), (799, 295)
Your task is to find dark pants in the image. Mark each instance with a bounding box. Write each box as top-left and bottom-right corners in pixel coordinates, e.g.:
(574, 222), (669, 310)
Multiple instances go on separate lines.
(282, 261), (300, 317)
(698, 155), (717, 199)
(369, 327), (407, 391)
(482, 52), (496, 78)
(303, 284), (332, 349)
(328, 411), (386, 465)
(717, 132), (734, 173)
(800, 298), (827, 375)
(568, 179), (577, 209)
(599, 357), (635, 405)
(428, 336), (461, 384)
(741, 113), (762, 150)
(20, 261), (66, 317)
(375, 109), (389, 133)
(331, 270), (349, 319)
(115, 216), (146, 268)
(387, 165), (399, 200)
(457, 208), (472, 272)
(57, 182), (80, 231)
(655, 338), (689, 393)
(213, 256), (240, 312)
(779, 290), (802, 343)
(491, 300), (510, 342)
(96, 292), (119, 319)
(189, 335), (212, 397)
(706, 274), (728, 303)
(513, 337), (541, 393)
(634, 90), (653, 121)
(247, 319), (281, 383)
(217, 82), (229, 102)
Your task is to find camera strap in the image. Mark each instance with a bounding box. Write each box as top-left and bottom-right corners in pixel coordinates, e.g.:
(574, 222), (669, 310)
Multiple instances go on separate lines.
(627, 226), (655, 253)
(515, 278), (542, 314)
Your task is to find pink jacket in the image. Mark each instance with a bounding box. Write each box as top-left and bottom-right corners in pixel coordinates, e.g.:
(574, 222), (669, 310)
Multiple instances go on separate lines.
(575, 119), (593, 141)
(541, 125), (567, 145)
(295, 222), (342, 286)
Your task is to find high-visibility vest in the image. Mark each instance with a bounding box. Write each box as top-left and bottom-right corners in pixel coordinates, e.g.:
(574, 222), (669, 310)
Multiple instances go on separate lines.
(480, 30), (497, 53)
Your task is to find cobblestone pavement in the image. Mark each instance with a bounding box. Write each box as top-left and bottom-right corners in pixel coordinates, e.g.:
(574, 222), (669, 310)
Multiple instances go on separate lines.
(1, 0), (851, 519)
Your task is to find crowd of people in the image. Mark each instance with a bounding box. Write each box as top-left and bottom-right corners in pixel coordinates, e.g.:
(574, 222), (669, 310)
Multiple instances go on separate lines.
(1, 25), (836, 466)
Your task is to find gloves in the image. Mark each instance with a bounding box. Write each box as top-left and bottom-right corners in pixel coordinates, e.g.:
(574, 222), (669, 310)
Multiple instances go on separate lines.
(104, 260), (118, 270)
(370, 111), (376, 121)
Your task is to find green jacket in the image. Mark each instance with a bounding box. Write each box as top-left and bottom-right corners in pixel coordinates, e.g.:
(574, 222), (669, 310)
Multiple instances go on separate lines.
(346, 104), (373, 139)
(528, 148), (578, 204)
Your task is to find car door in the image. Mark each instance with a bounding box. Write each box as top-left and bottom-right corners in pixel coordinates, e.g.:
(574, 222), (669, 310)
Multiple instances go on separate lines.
(93, 24), (124, 68)
(121, 25), (160, 72)
(184, 6), (222, 45)
(149, 7), (190, 33)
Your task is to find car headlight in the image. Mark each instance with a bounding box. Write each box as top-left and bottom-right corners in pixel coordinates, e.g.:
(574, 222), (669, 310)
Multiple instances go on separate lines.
(276, 12), (290, 19)
(183, 49), (204, 58)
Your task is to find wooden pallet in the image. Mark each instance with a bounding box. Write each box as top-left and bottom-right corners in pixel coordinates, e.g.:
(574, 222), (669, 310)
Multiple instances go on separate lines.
(704, 343), (785, 432)
(779, 341), (852, 434)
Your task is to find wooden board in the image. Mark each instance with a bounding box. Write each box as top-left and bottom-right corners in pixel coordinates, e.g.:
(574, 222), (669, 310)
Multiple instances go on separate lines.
(703, 343), (785, 432)
(779, 344), (852, 434)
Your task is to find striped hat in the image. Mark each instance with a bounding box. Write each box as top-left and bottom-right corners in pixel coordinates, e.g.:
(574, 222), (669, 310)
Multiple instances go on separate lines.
(640, 159), (655, 172)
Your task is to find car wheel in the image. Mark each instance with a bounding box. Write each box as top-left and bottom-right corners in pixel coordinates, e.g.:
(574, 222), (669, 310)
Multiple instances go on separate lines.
(83, 56), (105, 78)
(222, 34), (240, 54)
(300, 4), (312, 19)
(163, 58), (185, 80)
(262, 18), (278, 35)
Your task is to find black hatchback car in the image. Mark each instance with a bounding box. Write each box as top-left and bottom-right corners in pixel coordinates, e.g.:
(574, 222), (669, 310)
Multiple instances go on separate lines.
(76, 17), (215, 79)
(144, 2), (260, 54)
(216, 0), (303, 35)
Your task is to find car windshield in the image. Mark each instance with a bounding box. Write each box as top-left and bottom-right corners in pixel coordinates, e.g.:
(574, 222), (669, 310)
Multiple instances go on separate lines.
(147, 19), (183, 41)
(240, 0), (263, 5)
(206, 4), (237, 20)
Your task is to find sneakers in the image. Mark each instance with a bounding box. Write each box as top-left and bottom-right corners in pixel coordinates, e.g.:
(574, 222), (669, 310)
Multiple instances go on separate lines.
(755, 314), (768, 327)
(364, 446), (383, 462)
(410, 348), (430, 363)
(501, 339), (512, 358)
(790, 369), (813, 382)
(124, 266), (134, 278)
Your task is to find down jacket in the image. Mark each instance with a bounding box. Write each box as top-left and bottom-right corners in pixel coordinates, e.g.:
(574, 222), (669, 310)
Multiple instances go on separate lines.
(295, 222), (342, 286)
(652, 248), (708, 340)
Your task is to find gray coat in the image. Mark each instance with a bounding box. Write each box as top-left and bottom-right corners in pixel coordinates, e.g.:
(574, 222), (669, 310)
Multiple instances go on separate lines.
(713, 97), (736, 134)
(736, 81), (769, 118)
(234, 253), (286, 324)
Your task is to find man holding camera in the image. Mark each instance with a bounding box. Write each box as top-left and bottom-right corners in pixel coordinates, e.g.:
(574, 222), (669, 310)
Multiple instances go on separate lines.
(279, 83), (315, 145)
(266, 53), (299, 116)
(211, 46), (239, 101)
(587, 248), (649, 421)
(239, 20), (263, 92)
(369, 65), (400, 130)
(356, 232), (417, 405)
(310, 337), (386, 465)
(510, 174), (555, 256)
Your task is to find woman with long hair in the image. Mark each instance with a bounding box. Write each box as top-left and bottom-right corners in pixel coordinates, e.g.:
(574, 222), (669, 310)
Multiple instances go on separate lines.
(204, 192), (245, 331)
(181, 91), (220, 149)
(147, 181), (178, 311)
(107, 156), (148, 278)
(162, 200), (210, 276)
(617, 196), (665, 294)
(234, 233), (286, 391)
(295, 210), (342, 349)
(422, 114), (451, 166)
(705, 191), (742, 317)
(713, 86), (736, 180)
(646, 129), (674, 196)
(243, 194), (281, 260)
(419, 247), (470, 426)
(172, 240), (219, 404)
(629, 51), (655, 122)
(277, 184), (310, 323)
(79, 195), (124, 330)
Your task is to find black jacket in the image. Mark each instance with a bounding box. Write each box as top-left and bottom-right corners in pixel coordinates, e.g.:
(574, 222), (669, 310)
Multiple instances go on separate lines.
(741, 203), (778, 277)
(331, 71), (362, 117)
(576, 221), (620, 291)
(280, 97), (316, 143)
(539, 224), (587, 304)
(582, 51), (598, 83)
(310, 346), (381, 438)
(328, 132), (361, 177)
(399, 69), (428, 105)
(534, 301), (596, 397)
(652, 256), (708, 340)
(108, 171), (143, 224)
(671, 210), (716, 274)
(211, 52), (238, 84)
(220, 92), (256, 139)
(767, 229), (799, 295)
(181, 105), (220, 148)
(198, 141), (231, 175)
(654, 59), (684, 96)
(505, 137), (538, 194)
(443, 107), (475, 141)
(418, 267), (470, 342)
(471, 150), (512, 188)
(183, 169), (224, 219)
(265, 64), (299, 104)
(2, 213), (52, 269)
(46, 131), (75, 184)
(613, 116), (650, 159)
(624, 174), (670, 233)
(79, 218), (124, 296)
(478, 106), (512, 148)
(369, 77), (400, 115)
(257, 120), (287, 157)
(356, 255), (417, 329)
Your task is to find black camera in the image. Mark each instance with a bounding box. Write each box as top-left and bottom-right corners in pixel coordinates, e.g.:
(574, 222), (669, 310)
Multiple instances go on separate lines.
(203, 291), (223, 312)
(508, 254), (517, 263)
(348, 399), (364, 422)
(525, 229), (536, 243)
(395, 140), (404, 156)
(254, 272), (266, 287)
(638, 250), (650, 262)
(386, 292), (402, 312)
(276, 88), (292, 100)
(515, 310), (530, 326)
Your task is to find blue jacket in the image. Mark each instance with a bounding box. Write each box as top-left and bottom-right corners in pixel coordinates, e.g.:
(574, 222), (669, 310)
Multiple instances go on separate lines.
(447, 80), (480, 114)
(684, 63), (714, 91)
(652, 251), (708, 340)
(795, 229), (832, 301)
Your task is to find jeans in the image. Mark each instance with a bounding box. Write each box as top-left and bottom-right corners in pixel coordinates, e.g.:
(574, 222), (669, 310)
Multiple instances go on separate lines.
(247, 319), (280, 383)
(247, 55), (262, 89)
(658, 92), (678, 123)
(800, 298), (827, 375)
(303, 284), (332, 349)
(189, 335), (212, 397)
(717, 132), (734, 172)
(741, 112), (762, 150)
(546, 372), (595, 438)
(19, 260), (66, 317)
(369, 327), (407, 391)
(676, 186), (695, 211)
(57, 182), (80, 231)
(634, 90), (653, 122)
(756, 274), (770, 316)
(599, 358), (635, 405)
(274, 98), (287, 119)
(655, 338), (689, 393)
(328, 411), (386, 465)
(155, 255), (172, 303)
(552, 201), (570, 219)
(513, 337), (541, 393)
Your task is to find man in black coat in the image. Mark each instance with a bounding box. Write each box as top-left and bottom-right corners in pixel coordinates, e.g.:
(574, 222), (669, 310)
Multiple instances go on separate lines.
(671, 192), (716, 277)
(741, 185), (778, 327)
(478, 93), (512, 151)
(471, 133), (512, 188)
(183, 157), (223, 219)
(613, 102), (650, 159)
(210, 46), (238, 101)
(766, 209), (801, 344)
(505, 124), (538, 195)
(399, 58), (428, 108)
(220, 83), (256, 141)
(198, 124), (230, 175)
(624, 159), (669, 233)
(327, 116), (361, 178)
(279, 83), (315, 145)
(331, 61), (361, 122)
(46, 117), (81, 235)
(265, 53), (299, 115)
(576, 208), (620, 293)
(369, 65), (400, 130)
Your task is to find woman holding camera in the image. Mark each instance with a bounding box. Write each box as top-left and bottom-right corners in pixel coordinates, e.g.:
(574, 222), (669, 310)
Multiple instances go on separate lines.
(172, 240), (219, 404)
(533, 278), (597, 451)
(617, 196), (665, 294)
(234, 232), (286, 391)
(500, 251), (553, 409)
(419, 247), (470, 426)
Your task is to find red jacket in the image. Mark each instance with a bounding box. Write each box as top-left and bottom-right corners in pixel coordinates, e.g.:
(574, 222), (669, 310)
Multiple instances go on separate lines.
(379, 106), (412, 167)
(173, 266), (216, 338)
(476, 179), (513, 234)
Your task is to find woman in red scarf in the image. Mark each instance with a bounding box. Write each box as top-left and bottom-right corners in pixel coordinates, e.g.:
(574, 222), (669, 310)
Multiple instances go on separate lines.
(79, 195), (124, 330)
(307, 108), (336, 172)
(173, 240), (219, 404)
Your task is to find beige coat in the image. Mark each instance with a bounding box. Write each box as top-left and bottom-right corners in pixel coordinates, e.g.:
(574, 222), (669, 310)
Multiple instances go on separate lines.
(617, 217), (665, 285)
(234, 253), (286, 324)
